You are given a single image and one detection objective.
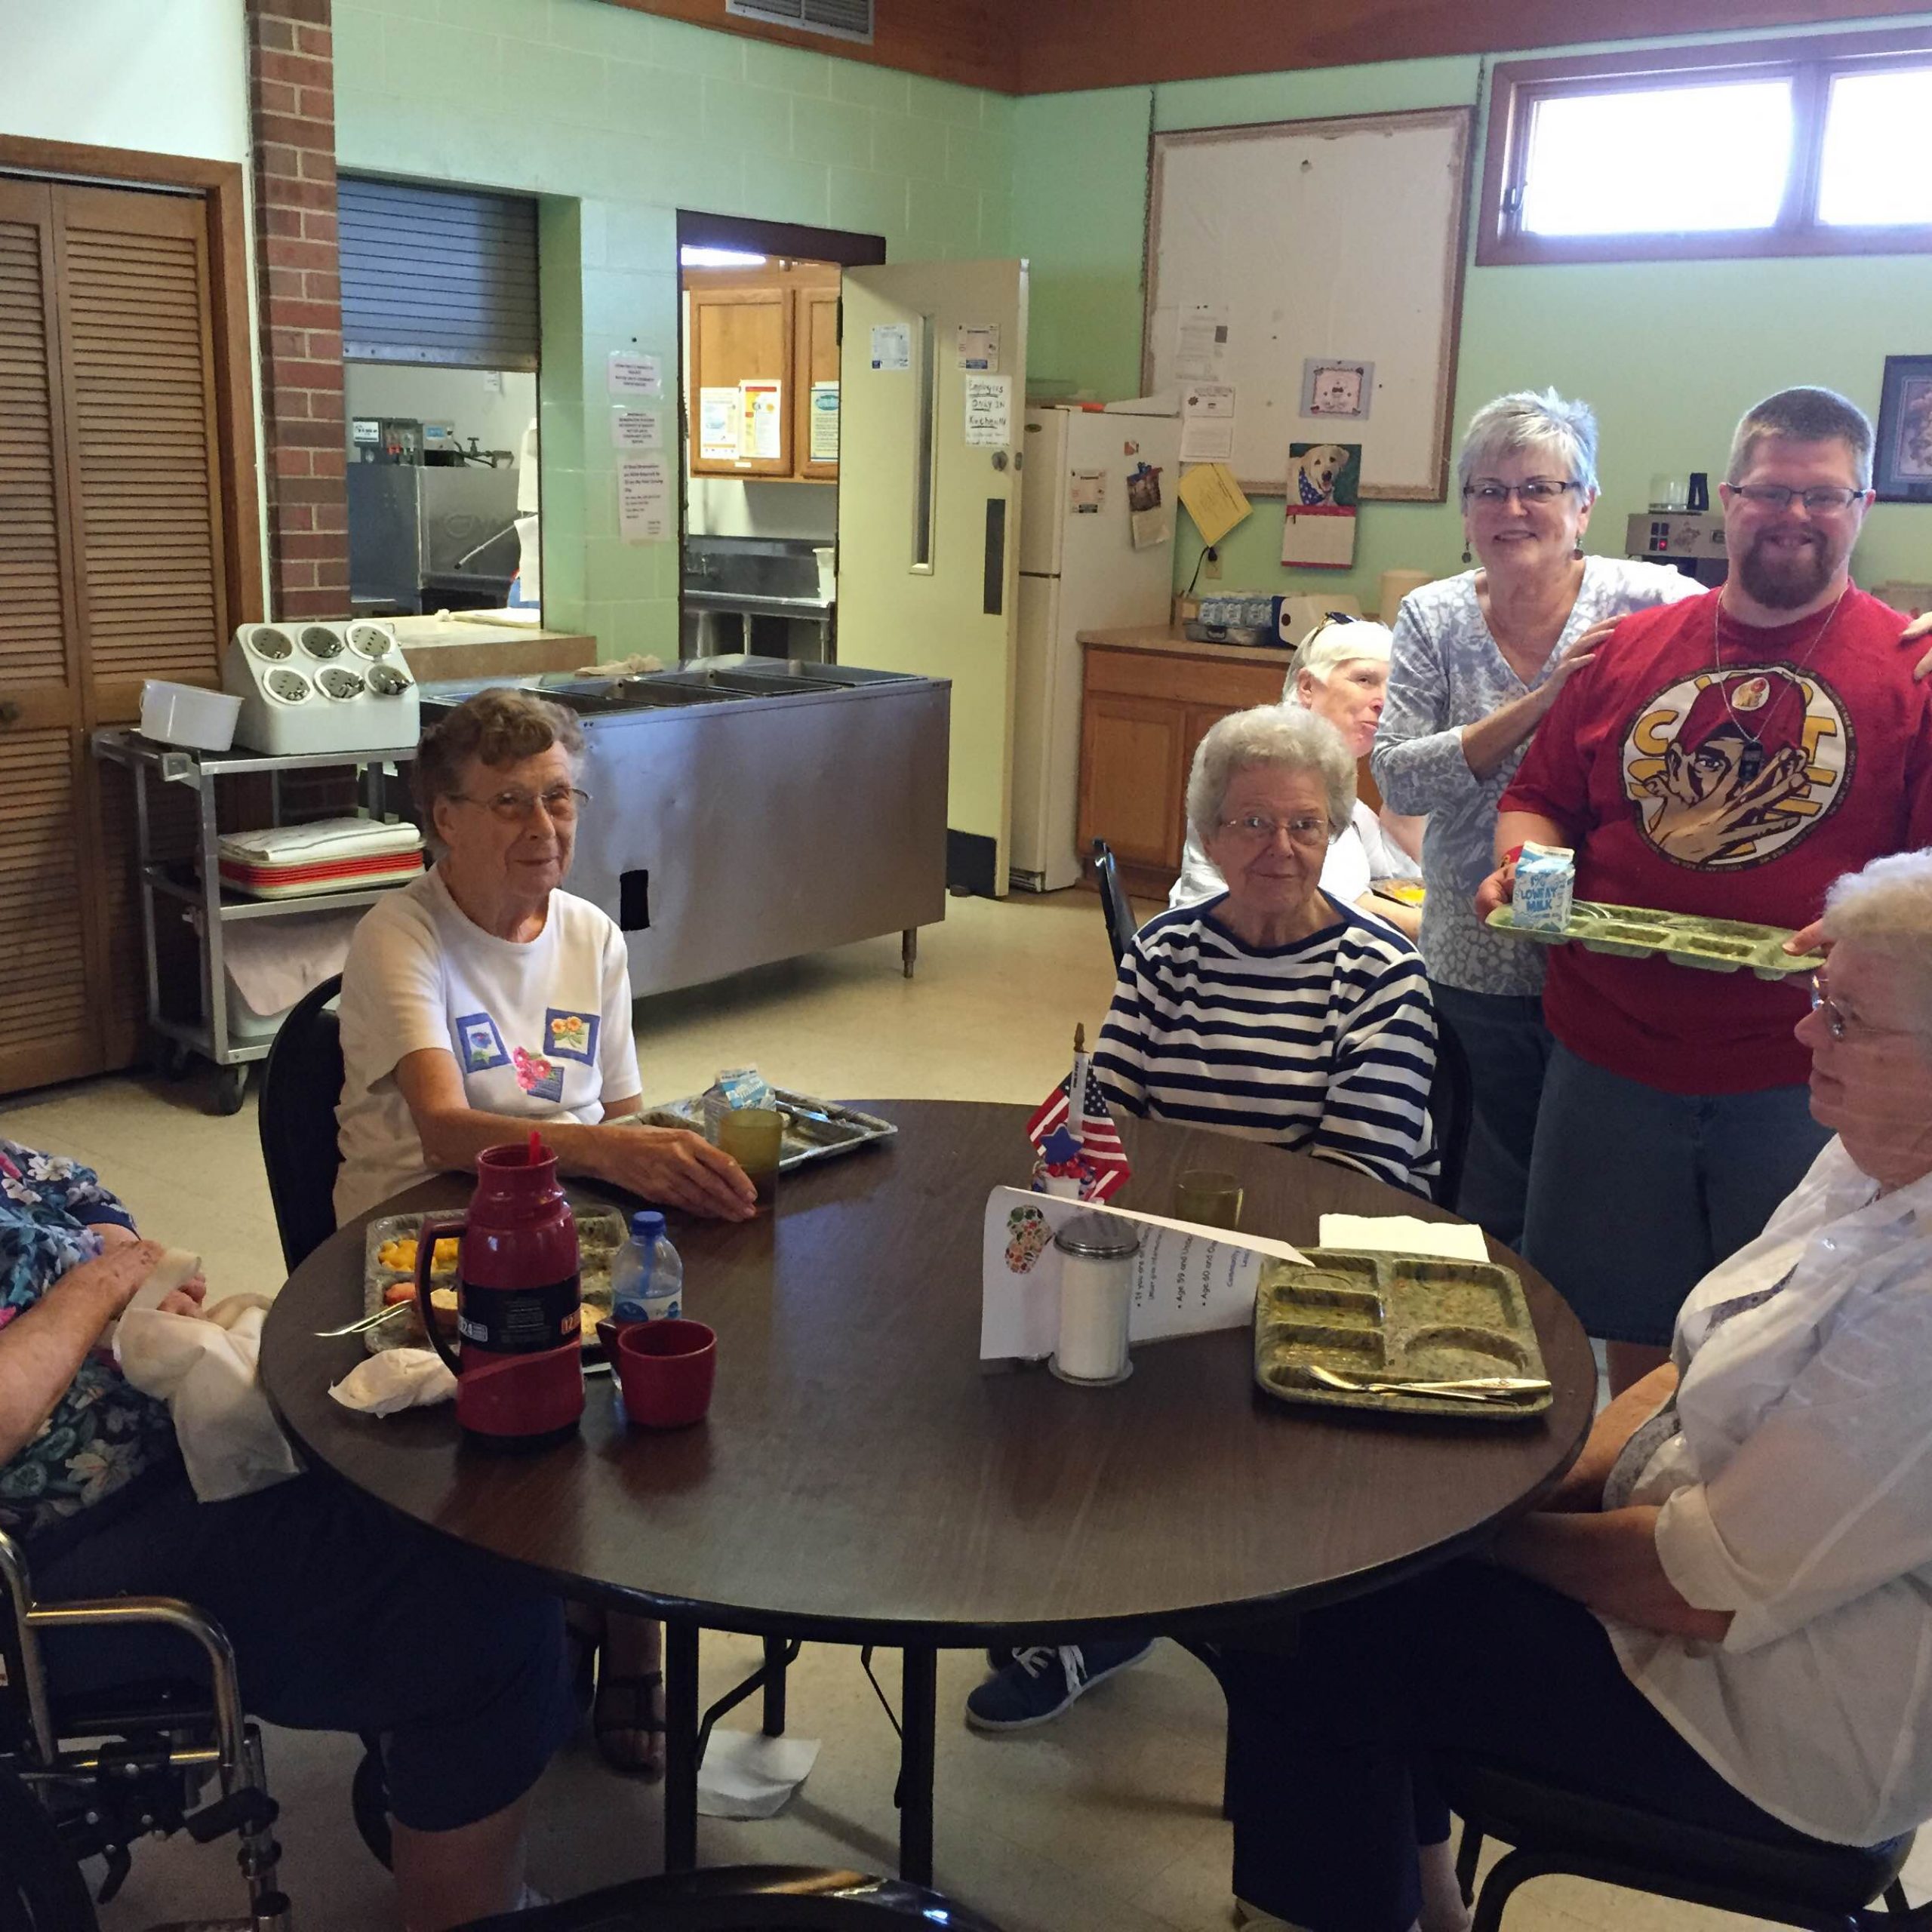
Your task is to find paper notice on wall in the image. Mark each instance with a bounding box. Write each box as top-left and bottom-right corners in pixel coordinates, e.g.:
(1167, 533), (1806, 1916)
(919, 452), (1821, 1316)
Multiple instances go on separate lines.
(607, 350), (663, 398)
(698, 388), (740, 463)
(1174, 305), (1229, 381)
(869, 322), (912, 371)
(740, 380), (783, 460)
(964, 374), (1011, 448)
(956, 323), (999, 371)
(979, 1186), (1306, 1364)
(617, 457), (671, 543)
(1177, 462), (1251, 547)
(1070, 469), (1106, 515)
(1180, 382), (1236, 463)
(611, 408), (663, 452)
(809, 382), (840, 463)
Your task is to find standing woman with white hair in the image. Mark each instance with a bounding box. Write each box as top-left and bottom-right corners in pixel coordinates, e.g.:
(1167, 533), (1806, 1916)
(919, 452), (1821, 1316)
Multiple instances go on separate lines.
(1371, 389), (1702, 1250)
(1171, 619), (1423, 937)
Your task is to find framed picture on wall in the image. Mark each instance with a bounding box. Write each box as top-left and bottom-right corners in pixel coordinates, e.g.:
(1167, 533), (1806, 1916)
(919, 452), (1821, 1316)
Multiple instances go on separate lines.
(1874, 355), (1932, 503)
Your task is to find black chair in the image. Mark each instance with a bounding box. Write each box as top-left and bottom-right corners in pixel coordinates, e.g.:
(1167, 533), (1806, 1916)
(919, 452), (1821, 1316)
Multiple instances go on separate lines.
(0, 1527), (288, 1930)
(257, 973), (346, 1273)
(1439, 1752), (1930, 1932)
(460, 1865), (1009, 1930)
(1091, 838), (1139, 968)
(1426, 1011), (1474, 1211)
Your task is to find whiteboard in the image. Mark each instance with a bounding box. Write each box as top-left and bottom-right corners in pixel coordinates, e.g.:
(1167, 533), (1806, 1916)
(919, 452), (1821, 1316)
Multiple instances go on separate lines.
(1144, 109), (1473, 502)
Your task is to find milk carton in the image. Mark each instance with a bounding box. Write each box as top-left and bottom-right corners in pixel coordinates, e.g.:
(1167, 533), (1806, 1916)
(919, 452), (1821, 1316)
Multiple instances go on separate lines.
(1512, 842), (1574, 933)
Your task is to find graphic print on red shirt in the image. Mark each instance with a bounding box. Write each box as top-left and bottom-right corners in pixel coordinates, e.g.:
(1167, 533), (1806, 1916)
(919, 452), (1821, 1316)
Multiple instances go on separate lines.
(1500, 587), (1932, 1094)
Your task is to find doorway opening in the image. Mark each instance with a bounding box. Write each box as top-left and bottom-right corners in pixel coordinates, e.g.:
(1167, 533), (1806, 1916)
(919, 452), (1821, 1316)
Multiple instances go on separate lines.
(675, 211), (884, 665)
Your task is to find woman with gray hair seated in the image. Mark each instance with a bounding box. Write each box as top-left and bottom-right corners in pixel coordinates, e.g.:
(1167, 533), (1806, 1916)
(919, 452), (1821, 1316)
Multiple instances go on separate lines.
(1371, 388), (1701, 1250)
(1222, 844), (1932, 1932)
(1096, 704), (1437, 1191)
(1171, 618), (1423, 938)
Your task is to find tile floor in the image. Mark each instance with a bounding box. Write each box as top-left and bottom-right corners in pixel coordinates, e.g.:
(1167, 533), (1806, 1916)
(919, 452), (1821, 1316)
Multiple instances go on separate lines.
(2, 887), (1920, 1930)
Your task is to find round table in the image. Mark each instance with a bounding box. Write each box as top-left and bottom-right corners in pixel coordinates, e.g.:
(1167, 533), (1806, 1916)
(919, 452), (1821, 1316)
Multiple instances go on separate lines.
(261, 1101), (1593, 1883)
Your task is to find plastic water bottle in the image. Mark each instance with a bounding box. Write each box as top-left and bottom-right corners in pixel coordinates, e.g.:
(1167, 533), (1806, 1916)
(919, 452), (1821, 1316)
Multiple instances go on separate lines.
(610, 1211), (682, 1324)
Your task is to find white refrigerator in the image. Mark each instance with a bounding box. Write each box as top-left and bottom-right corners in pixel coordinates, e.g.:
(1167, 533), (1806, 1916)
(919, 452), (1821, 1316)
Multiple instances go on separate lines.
(1011, 401), (1183, 893)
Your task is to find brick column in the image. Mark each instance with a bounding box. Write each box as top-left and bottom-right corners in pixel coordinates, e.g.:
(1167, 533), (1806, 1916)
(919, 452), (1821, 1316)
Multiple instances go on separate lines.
(245, 0), (349, 620)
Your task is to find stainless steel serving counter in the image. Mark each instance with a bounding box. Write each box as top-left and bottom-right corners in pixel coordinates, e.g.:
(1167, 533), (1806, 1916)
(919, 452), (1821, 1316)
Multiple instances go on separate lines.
(421, 657), (949, 997)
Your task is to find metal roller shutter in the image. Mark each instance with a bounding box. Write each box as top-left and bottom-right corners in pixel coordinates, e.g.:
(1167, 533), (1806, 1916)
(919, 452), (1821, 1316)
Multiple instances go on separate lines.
(339, 177), (540, 369)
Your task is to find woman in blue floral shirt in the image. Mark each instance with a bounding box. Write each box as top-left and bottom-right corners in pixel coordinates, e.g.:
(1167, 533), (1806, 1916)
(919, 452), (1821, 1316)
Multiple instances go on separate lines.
(0, 1140), (571, 1930)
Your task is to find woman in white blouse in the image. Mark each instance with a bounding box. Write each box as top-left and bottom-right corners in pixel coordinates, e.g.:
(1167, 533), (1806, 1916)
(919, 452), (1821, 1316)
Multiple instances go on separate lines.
(1221, 847), (1932, 1932)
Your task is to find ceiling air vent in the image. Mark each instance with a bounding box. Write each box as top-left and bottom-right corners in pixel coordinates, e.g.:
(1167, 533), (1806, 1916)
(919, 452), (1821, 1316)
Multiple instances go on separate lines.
(725, 0), (874, 45)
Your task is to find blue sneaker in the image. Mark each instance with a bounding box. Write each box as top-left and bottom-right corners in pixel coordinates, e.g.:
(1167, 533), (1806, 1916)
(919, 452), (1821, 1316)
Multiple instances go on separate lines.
(963, 1639), (1154, 1731)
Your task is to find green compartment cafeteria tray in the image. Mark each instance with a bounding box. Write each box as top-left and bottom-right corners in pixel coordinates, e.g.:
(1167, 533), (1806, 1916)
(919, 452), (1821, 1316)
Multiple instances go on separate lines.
(1486, 900), (1823, 979)
(1253, 1248), (1552, 1423)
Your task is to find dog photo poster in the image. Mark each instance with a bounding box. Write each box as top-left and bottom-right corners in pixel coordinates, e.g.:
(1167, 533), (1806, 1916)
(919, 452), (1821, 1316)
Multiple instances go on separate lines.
(1281, 441), (1361, 568)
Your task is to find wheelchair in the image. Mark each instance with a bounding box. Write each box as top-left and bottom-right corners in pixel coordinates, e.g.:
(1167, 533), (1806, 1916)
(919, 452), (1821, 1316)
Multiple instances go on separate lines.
(0, 1524), (288, 1930)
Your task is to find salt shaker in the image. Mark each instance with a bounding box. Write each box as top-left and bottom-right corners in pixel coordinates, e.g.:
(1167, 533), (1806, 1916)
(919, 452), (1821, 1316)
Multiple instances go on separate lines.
(1050, 1214), (1142, 1386)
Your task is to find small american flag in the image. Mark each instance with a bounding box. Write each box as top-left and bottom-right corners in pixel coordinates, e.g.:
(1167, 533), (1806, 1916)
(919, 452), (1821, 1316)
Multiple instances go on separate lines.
(1028, 1052), (1131, 1203)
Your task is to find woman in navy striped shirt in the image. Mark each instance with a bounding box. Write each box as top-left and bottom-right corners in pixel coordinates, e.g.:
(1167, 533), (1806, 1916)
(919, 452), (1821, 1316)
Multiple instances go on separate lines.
(1097, 706), (1438, 1192)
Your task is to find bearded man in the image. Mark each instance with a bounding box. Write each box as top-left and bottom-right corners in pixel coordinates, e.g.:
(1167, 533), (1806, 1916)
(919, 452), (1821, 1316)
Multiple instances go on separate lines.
(1476, 387), (1932, 1392)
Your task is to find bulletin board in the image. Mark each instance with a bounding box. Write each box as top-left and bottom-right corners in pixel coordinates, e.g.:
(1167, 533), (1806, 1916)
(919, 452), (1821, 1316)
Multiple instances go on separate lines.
(1143, 108), (1474, 502)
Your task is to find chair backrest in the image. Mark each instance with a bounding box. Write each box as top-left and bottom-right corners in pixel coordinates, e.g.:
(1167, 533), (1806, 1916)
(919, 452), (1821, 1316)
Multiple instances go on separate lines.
(1091, 839), (1138, 970)
(257, 974), (346, 1274)
(1427, 1009), (1474, 1211)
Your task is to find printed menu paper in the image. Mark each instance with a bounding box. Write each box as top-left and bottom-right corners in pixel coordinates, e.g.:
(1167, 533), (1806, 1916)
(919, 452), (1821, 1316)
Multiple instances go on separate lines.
(1177, 463), (1252, 548)
(607, 351), (663, 398)
(809, 382), (840, 463)
(617, 458), (671, 543)
(980, 1186), (1307, 1364)
(869, 322), (911, 371)
(740, 380), (783, 460)
(611, 408), (663, 452)
(1180, 383), (1236, 463)
(699, 388), (740, 463)
(964, 374), (1011, 448)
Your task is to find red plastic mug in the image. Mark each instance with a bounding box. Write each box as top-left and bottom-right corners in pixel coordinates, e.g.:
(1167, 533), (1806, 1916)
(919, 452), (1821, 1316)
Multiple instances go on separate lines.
(595, 1318), (717, 1429)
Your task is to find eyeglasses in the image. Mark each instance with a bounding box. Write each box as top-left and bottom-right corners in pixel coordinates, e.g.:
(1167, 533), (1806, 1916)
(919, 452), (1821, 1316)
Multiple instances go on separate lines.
(449, 784), (589, 824)
(1729, 484), (1868, 514)
(1461, 479), (1581, 506)
(1218, 813), (1331, 847)
(1808, 973), (1847, 1041)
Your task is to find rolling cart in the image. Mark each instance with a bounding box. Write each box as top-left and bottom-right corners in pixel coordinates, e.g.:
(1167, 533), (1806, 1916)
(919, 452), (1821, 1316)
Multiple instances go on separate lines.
(91, 731), (418, 1115)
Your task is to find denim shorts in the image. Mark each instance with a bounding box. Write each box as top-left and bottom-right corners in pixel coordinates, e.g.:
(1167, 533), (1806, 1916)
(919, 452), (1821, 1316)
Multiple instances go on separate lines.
(1521, 1042), (1829, 1347)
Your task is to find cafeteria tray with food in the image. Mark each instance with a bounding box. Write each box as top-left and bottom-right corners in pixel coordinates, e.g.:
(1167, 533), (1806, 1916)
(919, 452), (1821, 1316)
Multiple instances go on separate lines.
(361, 1203), (627, 1355)
(1253, 1249), (1552, 1422)
(635, 1089), (897, 1171)
(1485, 900), (1823, 978)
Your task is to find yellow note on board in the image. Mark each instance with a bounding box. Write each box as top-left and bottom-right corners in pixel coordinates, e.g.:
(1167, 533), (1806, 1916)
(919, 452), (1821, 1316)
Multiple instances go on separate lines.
(1177, 463), (1251, 548)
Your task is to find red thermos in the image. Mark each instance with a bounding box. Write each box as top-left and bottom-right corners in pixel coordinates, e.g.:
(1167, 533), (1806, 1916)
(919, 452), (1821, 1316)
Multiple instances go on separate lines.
(415, 1137), (584, 1447)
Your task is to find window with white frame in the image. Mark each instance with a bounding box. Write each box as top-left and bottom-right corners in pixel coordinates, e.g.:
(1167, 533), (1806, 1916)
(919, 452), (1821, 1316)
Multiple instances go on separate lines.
(1479, 30), (1932, 265)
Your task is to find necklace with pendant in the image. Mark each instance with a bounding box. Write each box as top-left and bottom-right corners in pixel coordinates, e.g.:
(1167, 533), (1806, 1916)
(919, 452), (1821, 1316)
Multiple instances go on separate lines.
(1710, 581), (1847, 747)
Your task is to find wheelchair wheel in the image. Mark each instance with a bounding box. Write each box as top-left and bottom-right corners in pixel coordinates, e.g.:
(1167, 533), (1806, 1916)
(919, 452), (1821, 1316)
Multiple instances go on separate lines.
(0, 1770), (98, 1931)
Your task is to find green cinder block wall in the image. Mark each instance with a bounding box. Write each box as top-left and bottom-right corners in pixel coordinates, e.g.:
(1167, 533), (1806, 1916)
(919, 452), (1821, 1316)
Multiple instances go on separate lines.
(333, 0), (1014, 658)
(1012, 23), (1932, 613)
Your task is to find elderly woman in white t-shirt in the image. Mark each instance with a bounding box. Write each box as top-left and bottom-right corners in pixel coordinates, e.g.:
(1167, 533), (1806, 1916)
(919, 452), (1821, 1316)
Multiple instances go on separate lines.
(1220, 846), (1932, 1932)
(336, 686), (755, 1780)
(1170, 619), (1423, 937)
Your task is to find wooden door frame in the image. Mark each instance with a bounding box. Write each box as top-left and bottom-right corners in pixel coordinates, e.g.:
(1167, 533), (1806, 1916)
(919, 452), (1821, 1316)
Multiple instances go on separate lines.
(0, 135), (264, 635)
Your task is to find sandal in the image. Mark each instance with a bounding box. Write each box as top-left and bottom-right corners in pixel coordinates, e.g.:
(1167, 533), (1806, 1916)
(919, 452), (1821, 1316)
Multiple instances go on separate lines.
(594, 1667), (666, 1780)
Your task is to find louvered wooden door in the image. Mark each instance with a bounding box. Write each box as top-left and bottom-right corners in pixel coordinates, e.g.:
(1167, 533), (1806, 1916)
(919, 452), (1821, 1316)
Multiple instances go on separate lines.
(0, 177), (227, 1089)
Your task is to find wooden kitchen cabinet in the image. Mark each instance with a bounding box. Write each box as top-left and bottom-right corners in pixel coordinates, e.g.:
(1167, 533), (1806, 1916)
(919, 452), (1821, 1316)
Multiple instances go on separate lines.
(1077, 632), (1296, 898)
(684, 262), (841, 482)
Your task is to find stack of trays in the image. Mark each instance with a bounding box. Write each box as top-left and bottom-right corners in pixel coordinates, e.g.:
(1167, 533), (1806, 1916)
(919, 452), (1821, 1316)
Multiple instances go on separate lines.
(219, 818), (424, 900)
(1486, 900), (1822, 979)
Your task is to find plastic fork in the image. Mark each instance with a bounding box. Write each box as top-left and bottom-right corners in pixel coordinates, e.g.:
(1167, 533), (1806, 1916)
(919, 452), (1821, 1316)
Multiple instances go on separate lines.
(314, 1300), (417, 1339)
(1305, 1363), (1550, 1401)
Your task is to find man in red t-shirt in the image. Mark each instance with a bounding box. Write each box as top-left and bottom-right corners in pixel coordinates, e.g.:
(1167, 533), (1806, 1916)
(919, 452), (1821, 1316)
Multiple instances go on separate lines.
(1481, 386), (1932, 1389)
